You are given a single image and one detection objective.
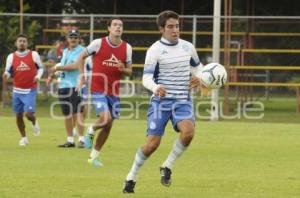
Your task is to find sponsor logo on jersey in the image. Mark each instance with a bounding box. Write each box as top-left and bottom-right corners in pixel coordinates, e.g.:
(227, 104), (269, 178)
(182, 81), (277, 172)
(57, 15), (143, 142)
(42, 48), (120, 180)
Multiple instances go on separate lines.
(102, 54), (119, 67)
(16, 61), (31, 71)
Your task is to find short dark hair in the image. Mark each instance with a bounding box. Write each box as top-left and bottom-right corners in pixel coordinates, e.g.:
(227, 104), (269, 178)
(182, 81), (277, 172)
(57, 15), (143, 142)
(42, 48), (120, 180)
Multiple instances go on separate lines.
(107, 17), (122, 27)
(16, 33), (28, 40)
(156, 10), (179, 28)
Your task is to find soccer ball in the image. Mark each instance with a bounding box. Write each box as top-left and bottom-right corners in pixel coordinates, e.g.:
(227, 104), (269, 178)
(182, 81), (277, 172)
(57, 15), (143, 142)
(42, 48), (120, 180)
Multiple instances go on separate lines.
(201, 63), (227, 89)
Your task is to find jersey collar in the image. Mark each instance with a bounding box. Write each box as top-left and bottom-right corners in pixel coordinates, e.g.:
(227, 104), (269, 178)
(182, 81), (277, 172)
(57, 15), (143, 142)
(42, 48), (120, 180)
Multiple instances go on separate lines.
(15, 49), (30, 56)
(106, 36), (123, 48)
(160, 37), (178, 46)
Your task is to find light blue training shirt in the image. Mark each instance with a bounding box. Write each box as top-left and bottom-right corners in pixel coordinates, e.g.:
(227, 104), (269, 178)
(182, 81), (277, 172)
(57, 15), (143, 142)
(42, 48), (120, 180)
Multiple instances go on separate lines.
(59, 45), (84, 89)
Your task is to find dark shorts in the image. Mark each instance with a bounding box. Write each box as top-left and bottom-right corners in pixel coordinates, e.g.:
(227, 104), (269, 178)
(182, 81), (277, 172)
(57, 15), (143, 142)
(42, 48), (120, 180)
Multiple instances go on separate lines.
(58, 88), (83, 116)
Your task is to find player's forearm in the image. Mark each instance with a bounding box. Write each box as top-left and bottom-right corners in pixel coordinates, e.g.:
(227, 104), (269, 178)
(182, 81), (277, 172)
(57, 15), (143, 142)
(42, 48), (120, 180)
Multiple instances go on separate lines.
(2, 72), (10, 82)
(142, 73), (159, 93)
(36, 68), (44, 79)
(78, 53), (88, 75)
(4, 71), (11, 78)
(121, 68), (132, 77)
(190, 63), (203, 79)
(76, 56), (86, 87)
(5, 55), (13, 79)
(56, 63), (78, 71)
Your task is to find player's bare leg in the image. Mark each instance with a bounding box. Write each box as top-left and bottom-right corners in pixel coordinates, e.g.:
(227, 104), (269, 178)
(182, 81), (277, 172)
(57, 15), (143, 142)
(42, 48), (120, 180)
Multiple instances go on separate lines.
(177, 120), (195, 146)
(141, 135), (161, 156)
(16, 113), (28, 146)
(58, 115), (75, 148)
(94, 119), (113, 151)
(84, 111), (111, 148)
(86, 111), (112, 166)
(73, 113), (85, 148)
(65, 116), (74, 137)
(123, 135), (161, 193)
(160, 120), (195, 186)
(16, 113), (30, 146)
(16, 113), (26, 137)
(25, 112), (40, 136)
(25, 112), (36, 125)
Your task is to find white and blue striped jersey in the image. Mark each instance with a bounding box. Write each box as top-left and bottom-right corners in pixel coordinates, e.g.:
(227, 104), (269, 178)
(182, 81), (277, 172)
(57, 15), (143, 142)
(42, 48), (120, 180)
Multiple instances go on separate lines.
(143, 37), (202, 100)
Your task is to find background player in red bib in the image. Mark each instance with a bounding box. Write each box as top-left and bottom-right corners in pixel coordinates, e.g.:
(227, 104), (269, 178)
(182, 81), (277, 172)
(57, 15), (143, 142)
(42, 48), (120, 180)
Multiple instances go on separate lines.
(65, 18), (132, 166)
(2, 34), (44, 146)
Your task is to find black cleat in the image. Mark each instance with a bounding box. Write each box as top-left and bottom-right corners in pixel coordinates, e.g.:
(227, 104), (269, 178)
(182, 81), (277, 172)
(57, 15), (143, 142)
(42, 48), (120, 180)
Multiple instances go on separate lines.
(160, 167), (172, 187)
(58, 141), (75, 148)
(123, 180), (136, 193)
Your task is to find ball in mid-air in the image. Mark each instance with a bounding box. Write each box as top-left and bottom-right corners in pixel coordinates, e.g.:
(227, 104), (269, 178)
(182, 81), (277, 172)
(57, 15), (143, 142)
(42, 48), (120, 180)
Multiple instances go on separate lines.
(201, 63), (227, 89)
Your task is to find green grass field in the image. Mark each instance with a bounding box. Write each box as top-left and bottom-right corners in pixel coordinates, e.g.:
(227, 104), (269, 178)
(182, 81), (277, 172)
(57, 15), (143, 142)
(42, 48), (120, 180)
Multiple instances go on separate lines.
(0, 116), (300, 197)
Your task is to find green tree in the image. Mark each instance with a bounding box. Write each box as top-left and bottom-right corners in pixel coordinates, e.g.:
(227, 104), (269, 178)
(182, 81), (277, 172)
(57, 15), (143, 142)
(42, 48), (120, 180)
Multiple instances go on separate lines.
(0, 2), (41, 72)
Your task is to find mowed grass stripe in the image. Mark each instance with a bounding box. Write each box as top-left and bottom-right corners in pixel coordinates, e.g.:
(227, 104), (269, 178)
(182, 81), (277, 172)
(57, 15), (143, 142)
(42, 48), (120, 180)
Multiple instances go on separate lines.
(0, 118), (299, 197)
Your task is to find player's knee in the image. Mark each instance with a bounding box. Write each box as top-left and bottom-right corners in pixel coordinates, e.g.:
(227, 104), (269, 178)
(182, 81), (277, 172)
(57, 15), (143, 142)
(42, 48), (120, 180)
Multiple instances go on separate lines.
(146, 140), (160, 153)
(16, 113), (23, 119)
(95, 116), (112, 129)
(181, 129), (195, 145)
(25, 112), (34, 120)
(103, 117), (113, 128)
(150, 141), (160, 151)
(107, 117), (113, 125)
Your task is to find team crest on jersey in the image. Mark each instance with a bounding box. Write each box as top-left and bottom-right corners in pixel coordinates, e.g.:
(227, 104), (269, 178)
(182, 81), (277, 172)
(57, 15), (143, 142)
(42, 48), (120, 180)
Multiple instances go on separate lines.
(16, 61), (31, 71)
(162, 50), (168, 54)
(102, 54), (119, 67)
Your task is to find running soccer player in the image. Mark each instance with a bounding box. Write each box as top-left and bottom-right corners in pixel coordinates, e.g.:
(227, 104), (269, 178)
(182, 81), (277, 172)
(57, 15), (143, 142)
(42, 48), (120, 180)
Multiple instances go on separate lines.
(2, 34), (43, 146)
(123, 10), (203, 193)
(67, 18), (132, 166)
